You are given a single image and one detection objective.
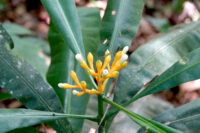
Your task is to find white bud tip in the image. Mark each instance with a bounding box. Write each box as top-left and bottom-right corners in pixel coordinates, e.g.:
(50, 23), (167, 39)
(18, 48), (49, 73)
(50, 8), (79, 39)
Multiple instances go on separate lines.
(122, 46), (129, 53)
(75, 54), (82, 62)
(72, 90), (79, 95)
(102, 69), (109, 76)
(120, 54), (128, 62)
(58, 83), (64, 88)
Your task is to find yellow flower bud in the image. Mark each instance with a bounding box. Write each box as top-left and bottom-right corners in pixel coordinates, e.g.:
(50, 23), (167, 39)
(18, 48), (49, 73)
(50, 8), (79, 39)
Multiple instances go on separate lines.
(112, 51), (123, 67)
(96, 60), (102, 73)
(101, 79), (109, 93)
(80, 81), (87, 91)
(87, 52), (94, 70)
(70, 71), (81, 87)
(105, 49), (110, 55)
(72, 90), (84, 97)
(80, 61), (90, 70)
(58, 83), (78, 89)
(88, 69), (96, 76)
(112, 71), (119, 78)
(121, 61), (128, 68)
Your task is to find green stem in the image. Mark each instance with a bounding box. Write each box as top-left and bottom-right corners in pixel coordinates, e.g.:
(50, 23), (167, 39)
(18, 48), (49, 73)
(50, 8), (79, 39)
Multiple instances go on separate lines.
(54, 113), (98, 122)
(97, 95), (105, 132)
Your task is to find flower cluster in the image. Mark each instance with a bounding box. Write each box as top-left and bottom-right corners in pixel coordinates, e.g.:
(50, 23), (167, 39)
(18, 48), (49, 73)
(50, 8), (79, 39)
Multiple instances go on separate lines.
(58, 46), (129, 97)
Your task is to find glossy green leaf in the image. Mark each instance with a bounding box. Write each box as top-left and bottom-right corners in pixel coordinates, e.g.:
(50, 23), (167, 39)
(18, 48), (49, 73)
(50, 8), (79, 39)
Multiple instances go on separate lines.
(104, 21), (200, 130)
(0, 92), (12, 101)
(138, 98), (200, 133)
(10, 36), (48, 77)
(2, 22), (48, 76)
(46, 8), (100, 133)
(114, 21), (200, 106)
(103, 96), (181, 133)
(0, 25), (72, 133)
(98, 0), (145, 57)
(131, 47), (200, 102)
(78, 7), (100, 59)
(3, 23), (33, 35)
(41, 0), (85, 56)
(0, 109), (96, 133)
(47, 22), (74, 107)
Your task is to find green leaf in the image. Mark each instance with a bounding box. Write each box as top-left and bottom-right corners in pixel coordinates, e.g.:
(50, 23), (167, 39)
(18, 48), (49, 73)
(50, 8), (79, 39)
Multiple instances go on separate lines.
(41, 0), (85, 56)
(3, 23), (33, 35)
(2, 22), (48, 76)
(98, 0), (145, 57)
(103, 96), (182, 133)
(114, 21), (200, 106)
(47, 22), (74, 107)
(138, 98), (200, 133)
(0, 25), (72, 133)
(0, 92), (13, 101)
(104, 21), (200, 130)
(10, 36), (48, 77)
(0, 109), (96, 133)
(47, 8), (100, 133)
(131, 47), (200, 102)
(78, 7), (101, 60)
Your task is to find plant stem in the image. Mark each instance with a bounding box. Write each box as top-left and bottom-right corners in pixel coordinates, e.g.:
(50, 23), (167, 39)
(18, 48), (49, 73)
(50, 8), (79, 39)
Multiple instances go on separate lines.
(54, 113), (98, 122)
(97, 95), (105, 132)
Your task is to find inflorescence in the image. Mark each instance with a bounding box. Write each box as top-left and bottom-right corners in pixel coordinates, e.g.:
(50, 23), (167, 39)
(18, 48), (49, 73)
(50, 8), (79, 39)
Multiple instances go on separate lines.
(58, 46), (129, 97)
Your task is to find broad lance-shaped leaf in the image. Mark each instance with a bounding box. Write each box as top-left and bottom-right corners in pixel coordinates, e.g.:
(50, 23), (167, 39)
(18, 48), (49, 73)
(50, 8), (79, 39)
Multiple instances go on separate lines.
(102, 96), (181, 133)
(47, 8), (100, 133)
(138, 98), (200, 133)
(105, 21), (200, 131)
(71, 8), (101, 133)
(98, 0), (145, 57)
(0, 25), (72, 132)
(3, 22), (33, 36)
(9, 36), (48, 77)
(131, 47), (200, 101)
(114, 20), (200, 106)
(0, 109), (96, 133)
(47, 22), (74, 107)
(41, 0), (85, 56)
(2, 23), (48, 77)
(78, 7), (101, 60)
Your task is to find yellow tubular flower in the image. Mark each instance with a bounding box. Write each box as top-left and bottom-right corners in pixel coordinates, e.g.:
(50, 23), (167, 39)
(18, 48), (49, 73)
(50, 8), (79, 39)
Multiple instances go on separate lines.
(101, 54), (111, 72)
(101, 79), (109, 93)
(112, 51), (123, 67)
(80, 61), (90, 71)
(58, 46), (129, 97)
(71, 71), (81, 87)
(73, 90), (84, 97)
(80, 81), (87, 91)
(87, 52), (94, 71)
(96, 60), (102, 74)
(58, 83), (78, 89)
